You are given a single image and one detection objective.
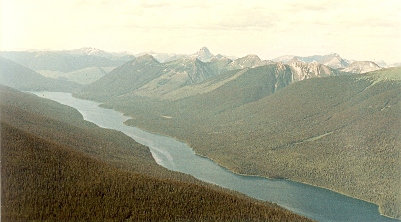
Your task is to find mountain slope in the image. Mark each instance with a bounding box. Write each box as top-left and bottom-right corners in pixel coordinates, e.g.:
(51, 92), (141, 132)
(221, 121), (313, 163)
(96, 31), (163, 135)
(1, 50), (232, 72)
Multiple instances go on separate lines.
(0, 49), (133, 73)
(77, 55), (345, 102)
(118, 68), (401, 219)
(0, 86), (311, 221)
(78, 55), (164, 100)
(0, 57), (81, 92)
(132, 57), (226, 98)
(287, 59), (344, 80)
(77, 54), (231, 100)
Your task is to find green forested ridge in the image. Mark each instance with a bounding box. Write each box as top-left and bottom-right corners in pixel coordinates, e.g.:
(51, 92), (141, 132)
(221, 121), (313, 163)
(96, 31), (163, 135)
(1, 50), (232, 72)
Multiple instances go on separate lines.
(1, 86), (311, 221)
(84, 67), (401, 219)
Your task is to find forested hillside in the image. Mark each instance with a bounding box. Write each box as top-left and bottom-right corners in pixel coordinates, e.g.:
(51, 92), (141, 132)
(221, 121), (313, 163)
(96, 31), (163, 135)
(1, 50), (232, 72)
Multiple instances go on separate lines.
(0, 86), (311, 221)
(94, 68), (401, 219)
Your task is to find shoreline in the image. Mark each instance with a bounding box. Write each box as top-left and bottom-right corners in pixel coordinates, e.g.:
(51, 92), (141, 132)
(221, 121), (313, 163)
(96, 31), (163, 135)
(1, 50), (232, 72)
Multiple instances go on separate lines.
(69, 93), (399, 221)
(121, 117), (400, 221)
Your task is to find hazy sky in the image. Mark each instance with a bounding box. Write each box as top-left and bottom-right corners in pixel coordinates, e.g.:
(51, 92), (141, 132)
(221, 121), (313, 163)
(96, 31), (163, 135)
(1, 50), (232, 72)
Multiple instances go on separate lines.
(1, 0), (401, 63)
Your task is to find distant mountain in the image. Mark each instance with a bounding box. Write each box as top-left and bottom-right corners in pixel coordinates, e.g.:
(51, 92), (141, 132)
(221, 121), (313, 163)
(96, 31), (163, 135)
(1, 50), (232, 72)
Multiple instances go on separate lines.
(226, 55), (272, 70)
(0, 48), (134, 73)
(77, 52), (347, 101)
(274, 53), (349, 69)
(78, 55), (164, 100)
(78, 54), (228, 100)
(0, 57), (80, 92)
(136, 52), (185, 63)
(68, 47), (133, 60)
(299, 53), (349, 69)
(272, 55), (297, 63)
(341, 61), (381, 74)
(192, 47), (214, 62)
(37, 66), (109, 85)
(140, 47), (215, 63)
(133, 57), (232, 99)
(287, 59), (343, 81)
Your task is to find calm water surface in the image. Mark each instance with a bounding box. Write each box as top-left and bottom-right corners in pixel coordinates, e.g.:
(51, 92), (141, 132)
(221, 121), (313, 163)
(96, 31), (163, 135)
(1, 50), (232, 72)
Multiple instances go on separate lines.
(33, 91), (399, 222)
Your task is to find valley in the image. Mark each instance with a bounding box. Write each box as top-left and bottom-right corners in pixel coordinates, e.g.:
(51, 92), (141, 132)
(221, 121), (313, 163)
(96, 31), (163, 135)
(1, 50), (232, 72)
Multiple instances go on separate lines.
(35, 90), (399, 221)
(1, 86), (310, 221)
(71, 50), (400, 219)
(1, 47), (400, 221)
(2, 0), (400, 220)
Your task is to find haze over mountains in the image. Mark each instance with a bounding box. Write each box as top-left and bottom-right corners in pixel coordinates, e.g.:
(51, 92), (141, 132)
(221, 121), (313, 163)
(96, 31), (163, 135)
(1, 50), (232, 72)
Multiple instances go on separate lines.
(1, 47), (397, 87)
(74, 55), (401, 219)
(1, 47), (401, 220)
(0, 57), (80, 92)
(75, 47), (356, 101)
(0, 48), (134, 85)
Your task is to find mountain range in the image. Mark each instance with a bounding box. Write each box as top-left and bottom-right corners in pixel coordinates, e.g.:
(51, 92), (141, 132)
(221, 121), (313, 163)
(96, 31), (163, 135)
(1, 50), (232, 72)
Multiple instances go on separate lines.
(1, 47), (400, 219)
(79, 62), (401, 219)
(69, 48), (401, 219)
(76, 50), (347, 101)
(2, 47), (397, 87)
(0, 48), (134, 85)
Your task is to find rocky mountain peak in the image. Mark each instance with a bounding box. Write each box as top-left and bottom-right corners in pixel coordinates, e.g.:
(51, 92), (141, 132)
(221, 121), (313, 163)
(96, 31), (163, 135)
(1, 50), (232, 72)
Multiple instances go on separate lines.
(132, 54), (159, 65)
(341, 61), (381, 74)
(195, 47), (214, 62)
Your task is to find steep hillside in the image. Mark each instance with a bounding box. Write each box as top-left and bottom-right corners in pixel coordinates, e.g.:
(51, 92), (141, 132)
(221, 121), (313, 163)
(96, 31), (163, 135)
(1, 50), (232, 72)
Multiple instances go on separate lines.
(0, 86), (311, 221)
(0, 57), (81, 92)
(287, 59), (344, 80)
(133, 57), (227, 98)
(77, 55), (345, 102)
(98, 63), (294, 119)
(78, 55), (164, 100)
(77, 54), (231, 100)
(113, 68), (401, 219)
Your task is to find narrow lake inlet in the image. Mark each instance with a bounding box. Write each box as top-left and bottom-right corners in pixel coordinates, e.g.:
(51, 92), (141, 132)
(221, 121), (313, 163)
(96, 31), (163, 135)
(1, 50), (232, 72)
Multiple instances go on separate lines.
(33, 91), (400, 222)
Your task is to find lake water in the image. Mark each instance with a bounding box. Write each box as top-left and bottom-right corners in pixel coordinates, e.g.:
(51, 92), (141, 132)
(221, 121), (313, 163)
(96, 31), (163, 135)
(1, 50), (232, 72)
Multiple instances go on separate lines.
(33, 91), (399, 222)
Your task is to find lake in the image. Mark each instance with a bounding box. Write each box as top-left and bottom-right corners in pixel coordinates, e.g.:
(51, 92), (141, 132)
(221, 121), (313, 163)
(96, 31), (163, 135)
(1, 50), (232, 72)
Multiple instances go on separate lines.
(33, 91), (399, 222)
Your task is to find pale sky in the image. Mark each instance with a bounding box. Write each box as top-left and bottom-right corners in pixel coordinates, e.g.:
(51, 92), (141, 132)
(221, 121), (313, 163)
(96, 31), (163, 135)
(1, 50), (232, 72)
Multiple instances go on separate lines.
(1, 0), (401, 63)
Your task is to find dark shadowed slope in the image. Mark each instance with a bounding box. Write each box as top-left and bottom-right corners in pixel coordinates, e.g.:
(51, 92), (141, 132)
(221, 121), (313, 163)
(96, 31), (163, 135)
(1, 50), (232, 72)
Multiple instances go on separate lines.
(0, 86), (311, 221)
